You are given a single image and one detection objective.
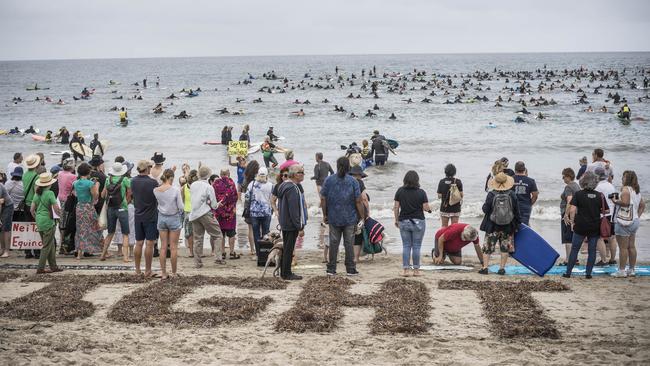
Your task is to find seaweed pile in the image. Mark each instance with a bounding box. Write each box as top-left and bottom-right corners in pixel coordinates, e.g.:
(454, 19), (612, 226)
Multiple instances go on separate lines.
(438, 280), (569, 339)
(275, 276), (431, 334)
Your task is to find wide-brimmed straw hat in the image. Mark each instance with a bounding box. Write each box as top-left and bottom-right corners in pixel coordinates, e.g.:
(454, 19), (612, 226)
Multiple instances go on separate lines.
(35, 172), (57, 187)
(489, 172), (514, 191)
(108, 162), (127, 176)
(25, 154), (41, 169)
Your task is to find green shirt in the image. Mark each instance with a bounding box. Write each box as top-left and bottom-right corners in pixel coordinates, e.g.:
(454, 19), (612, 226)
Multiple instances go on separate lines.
(73, 178), (95, 203)
(22, 170), (39, 205)
(105, 175), (131, 209)
(33, 189), (57, 232)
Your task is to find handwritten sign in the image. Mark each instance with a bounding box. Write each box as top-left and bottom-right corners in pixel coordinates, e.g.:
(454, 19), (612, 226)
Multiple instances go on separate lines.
(11, 222), (43, 250)
(228, 141), (248, 156)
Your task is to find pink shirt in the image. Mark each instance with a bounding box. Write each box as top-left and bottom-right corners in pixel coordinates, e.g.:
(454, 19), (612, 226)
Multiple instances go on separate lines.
(57, 170), (77, 202)
(279, 159), (299, 171)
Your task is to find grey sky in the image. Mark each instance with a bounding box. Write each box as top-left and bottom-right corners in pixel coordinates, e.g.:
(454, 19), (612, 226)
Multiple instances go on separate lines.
(1, 0), (649, 61)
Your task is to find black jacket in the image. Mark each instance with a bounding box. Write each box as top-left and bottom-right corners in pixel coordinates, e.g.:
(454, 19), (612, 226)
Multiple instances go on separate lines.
(276, 181), (307, 231)
(479, 190), (521, 234)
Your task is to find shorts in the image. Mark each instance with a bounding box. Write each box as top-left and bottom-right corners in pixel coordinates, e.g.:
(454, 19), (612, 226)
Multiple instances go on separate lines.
(221, 229), (236, 238)
(1, 204), (14, 232)
(374, 155), (386, 166)
(183, 212), (193, 238)
(135, 219), (159, 241)
(440, 211), (460, 218)
(157, 213), (182, 231)
(482, 231), (514, 255)
(560, 218), (573, 243)
(614, 218), (640, 237)
(107, 207), (129, 235)
(354, 232), (363, 246)
(433, 239), (462, 258)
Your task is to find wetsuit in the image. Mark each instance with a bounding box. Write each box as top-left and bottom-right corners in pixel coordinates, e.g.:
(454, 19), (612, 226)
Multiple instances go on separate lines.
(369, 136), (388, 166)
(59, 130), (70, 144)
(69, 136), (85, 162)
(89, 139), (104, 157)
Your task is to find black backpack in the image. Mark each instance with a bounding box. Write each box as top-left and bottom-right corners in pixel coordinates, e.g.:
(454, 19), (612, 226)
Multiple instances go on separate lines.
(489, 191), (514, 225)
(107, 176), (124, 208)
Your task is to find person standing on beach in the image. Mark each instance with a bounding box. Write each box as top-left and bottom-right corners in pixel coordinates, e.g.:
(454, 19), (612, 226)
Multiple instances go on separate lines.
(247, 167), (274, 256)
(0, 177), (15, 258)
(153, 169), (184, 279)
(512, 161), (538, 226)
(189, 166), (224, 268)
(213, 169), (240, 260)
(437, 163), (463, 227)
(587, 148), (613, 178)
(479, 173), (521, 275)
(73, 163), (104, 260)
(595, 167), (617, 265)
(88, 156), (106, 214)
(559, 168), (580, 266)
(311, 152), (334, 197)
(131, 160), (159, 277)
(394, 170), (431, 277)
(611, 170), (645, 277)
(102, 162), (132, 263)
(320, 157), (364, 276)
(22, 154), (41, 259)
(276, 164), (307, 280)
(30, 173), (62, 274)
(563, 171), (604, 279)
(576, 156), (588, 180)
(180, 168), (197, 257)
(7, 153), (22, 177)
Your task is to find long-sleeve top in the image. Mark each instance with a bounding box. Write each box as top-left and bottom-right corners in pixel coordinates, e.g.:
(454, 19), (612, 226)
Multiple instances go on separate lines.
(154, 186), (184, 216)
(312, 161), (334, 186)
(189, 179), (220, 221)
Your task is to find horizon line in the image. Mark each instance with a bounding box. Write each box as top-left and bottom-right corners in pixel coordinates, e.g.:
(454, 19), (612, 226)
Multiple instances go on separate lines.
(2, 50), (649, 63)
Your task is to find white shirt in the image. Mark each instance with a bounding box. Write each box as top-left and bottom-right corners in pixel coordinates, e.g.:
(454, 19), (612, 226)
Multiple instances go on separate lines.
(587, 161), (614, 179)
(7, 162), (20, 176)
(188, 179), (219, 221)
(595, 180), (616, 217)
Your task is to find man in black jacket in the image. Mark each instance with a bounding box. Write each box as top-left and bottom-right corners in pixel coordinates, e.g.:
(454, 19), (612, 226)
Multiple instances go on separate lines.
(276, 164), (308, 280)
(369, 130), (388, 166)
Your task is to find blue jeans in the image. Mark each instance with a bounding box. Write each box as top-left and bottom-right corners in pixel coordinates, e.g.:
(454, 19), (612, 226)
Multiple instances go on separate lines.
(251, 215), (271, 255)
(399, 218), (426, 269)
(566, 232), (599, 276)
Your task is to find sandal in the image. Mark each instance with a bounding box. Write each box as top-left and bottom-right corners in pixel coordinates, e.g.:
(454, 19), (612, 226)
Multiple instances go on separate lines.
(229, 252), (241, 259)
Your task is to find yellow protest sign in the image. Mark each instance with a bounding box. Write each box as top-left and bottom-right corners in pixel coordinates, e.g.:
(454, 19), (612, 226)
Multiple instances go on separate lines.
(228, 141), (248, 156)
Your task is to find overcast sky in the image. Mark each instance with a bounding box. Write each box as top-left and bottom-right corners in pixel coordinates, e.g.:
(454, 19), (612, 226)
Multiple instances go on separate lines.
(1, 0), (649, 61)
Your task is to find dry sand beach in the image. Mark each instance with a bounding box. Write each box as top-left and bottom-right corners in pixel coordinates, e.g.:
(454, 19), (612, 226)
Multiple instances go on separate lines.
(1, 251), (649, 366)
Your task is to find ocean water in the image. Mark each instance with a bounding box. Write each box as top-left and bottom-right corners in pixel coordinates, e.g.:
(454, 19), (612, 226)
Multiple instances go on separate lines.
(1, 53), (649, 259)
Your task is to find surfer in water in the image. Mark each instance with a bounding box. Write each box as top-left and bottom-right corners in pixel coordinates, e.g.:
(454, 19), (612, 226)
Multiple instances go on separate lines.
(119, 107), (128, 123)
(292, 109), (305, 117)
(388, 113), (397, 120)
(69, 131), (85, 162)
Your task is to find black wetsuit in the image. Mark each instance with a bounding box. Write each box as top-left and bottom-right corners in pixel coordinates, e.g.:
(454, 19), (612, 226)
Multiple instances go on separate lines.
(370, 136), (388, 165)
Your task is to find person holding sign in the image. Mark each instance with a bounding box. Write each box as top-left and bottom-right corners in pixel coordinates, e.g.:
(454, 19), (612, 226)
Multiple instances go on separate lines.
(31, 173), (62, 274)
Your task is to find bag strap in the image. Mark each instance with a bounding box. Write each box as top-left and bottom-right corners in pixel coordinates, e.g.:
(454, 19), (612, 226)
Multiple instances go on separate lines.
(22, 174), (37, 206)
(599, 193), (606, 215)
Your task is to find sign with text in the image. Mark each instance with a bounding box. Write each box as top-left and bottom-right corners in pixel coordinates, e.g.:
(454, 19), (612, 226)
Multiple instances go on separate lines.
(11, 222), (43, 250)
(228, 141), (248, 156)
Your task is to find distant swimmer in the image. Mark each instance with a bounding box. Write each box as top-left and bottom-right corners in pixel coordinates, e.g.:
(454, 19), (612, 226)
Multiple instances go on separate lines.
(600, 106), (608, 112)
(217, 107), (229, 114)
(24, 125), (36, 134)
(402, 98), (413, 104)
(516, 107), (531, 115)
(56, 99), (65, 105)
(494, 102), (503, 107)
(349, 112), (358, 118)
(388, 113), (397, 120)
(347, 93), (354, 98)
(292, 108), (305, 117)
(266, 126), (279, 141)
(109, 106), (118, 111)
(9, 127), (20, 134)
(322, 98), (330, 103)
(44, 130), (53, 142)
(166, 93), (178, 99)
(303, 100), (311, 104)
(253, 98), (263, 103)
(236, 98), (244, 103)
(373, 104), (380, 110)
(119, 107), (128, 122)
(514, 116), (526, 123)
(536, 112), (546, 120)
(231, 110), (245, 116)
(583, 106), (593, 112)
(618, 103), (631, 120)
(174, 110), (190, 119)
(294, 99), (301, 104)
(365, 109), (376, 117)
(421, 98), (432, 103)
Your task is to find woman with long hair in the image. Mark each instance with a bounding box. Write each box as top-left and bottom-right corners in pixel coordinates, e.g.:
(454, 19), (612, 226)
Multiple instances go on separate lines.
(154, 169), (184, 279)
(242, 160), (260, 256)
(611, 170), (646, 277)
(72, 163), (103, 260)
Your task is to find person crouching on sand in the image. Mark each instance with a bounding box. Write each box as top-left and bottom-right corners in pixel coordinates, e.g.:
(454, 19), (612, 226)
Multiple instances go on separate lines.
(433, 223), (482, 265)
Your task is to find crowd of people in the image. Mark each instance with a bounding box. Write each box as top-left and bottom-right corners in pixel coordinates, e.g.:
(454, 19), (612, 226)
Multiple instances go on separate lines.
(0, 144), (645, 280)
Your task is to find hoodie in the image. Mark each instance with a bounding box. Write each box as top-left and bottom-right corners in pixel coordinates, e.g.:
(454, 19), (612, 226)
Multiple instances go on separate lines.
(276, 181), (307, 231)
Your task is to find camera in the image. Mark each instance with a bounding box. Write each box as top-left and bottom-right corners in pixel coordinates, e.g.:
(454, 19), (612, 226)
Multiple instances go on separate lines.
(608, 192), (619, 200)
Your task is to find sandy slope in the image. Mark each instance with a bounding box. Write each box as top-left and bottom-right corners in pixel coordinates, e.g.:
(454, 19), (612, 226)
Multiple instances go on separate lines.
(1, 251), (649, 366)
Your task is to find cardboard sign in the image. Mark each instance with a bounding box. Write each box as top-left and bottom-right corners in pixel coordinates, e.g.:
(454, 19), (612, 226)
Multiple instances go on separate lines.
(11, 222), (43, 250)
(228, 141), (248, 156)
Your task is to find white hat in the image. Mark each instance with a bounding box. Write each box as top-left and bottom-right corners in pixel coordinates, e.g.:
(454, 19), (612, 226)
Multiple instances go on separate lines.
(35, 172), (57, 187)
(257, 167), (268, 177)
(108, 162), (127, 176)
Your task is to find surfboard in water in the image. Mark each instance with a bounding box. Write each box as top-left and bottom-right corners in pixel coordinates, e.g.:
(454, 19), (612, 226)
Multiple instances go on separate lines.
(512, 224), (560, 277)
(70, 142), (93, 157)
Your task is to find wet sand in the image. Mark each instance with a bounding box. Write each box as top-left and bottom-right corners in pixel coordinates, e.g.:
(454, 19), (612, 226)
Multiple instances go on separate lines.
(1, 249), (649, 365)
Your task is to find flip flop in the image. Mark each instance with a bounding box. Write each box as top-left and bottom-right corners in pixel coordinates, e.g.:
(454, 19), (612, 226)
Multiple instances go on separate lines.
(145, 273), (160, 279)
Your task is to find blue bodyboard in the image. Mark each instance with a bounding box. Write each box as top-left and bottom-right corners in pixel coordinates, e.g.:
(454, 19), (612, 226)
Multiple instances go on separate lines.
(512, 224), (559, 277)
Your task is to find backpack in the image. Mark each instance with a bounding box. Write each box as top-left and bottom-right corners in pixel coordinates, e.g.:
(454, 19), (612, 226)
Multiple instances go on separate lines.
(107, 176), (124, 208)
(448, 178), (462, 206)
(364, 217), (385, 244)
(489, 191), (514, 225)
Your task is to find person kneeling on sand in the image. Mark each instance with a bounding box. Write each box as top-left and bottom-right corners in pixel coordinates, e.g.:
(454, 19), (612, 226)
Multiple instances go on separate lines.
(433, 223), (483, 265)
